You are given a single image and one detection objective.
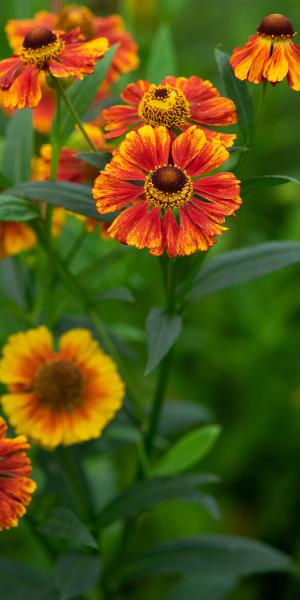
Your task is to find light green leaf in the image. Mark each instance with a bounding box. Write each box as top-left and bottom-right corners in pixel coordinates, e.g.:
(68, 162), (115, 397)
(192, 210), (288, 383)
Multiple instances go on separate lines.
(54, 551), (101, 600)
(39, 507), (97, 549)
(153, 425), (221, 477)
(145, 307), (182, 374)
(146, 25), (177, 83)
(215, 49), (254, 143)
(242, 175), (300, 195)
(97, 473), (219, 528)
(0, 195), (39, 221)
(188, 241), (300, 301)
(2, 109), (33, 184)
(53, 46), (117, 146)
(120, 534), (293, 581)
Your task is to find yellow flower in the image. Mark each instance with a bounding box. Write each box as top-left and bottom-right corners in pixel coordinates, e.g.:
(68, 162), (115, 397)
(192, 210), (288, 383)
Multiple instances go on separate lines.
(0, 326), (124, 450)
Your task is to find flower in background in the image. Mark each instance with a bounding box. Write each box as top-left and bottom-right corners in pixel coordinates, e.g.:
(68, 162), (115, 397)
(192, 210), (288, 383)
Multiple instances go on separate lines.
(230, 13), (300, 90)
(6, 5), (139, 104)
(0, 27), (108, 109)
(93, 125), (241, 257)
(0, 327), (124, 449)
(0, 222), (36, 258)
(102, 76), (237, 147)
(0, 416), (36, 530)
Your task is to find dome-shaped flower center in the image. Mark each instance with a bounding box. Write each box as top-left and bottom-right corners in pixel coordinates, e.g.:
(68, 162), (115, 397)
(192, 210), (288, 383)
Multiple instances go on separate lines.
(257, 14), (296, 39)
(144, 165), (193, 209)
(21, 27), (64, 65)
(138, 84), (190, 128)
(56, 6), (96, 40)
(33, 359), (83, 411)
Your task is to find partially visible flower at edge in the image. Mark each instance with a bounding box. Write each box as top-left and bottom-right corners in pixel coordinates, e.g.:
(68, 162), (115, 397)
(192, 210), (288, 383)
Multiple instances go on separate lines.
(0, 326), (125, 449)
(102, 76), (237, 147)
(0, 222), (36, 259)
(0, 416), (36, 530)
(92, 125), (241, 257)
(230, 13), (300, 90)
(0, 27), (108, 109)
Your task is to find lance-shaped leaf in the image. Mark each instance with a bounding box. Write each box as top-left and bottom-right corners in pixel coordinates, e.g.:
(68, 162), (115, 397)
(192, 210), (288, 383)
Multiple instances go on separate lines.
(97, 473), (219, 528)
(119, 534), (293, 581)
(145, 307), (182, 374)
(215, 49), (254, 143)
(54, 551), (101, 600)
(188, 241), (300, 302)
(6, 181), (115, 222)
(153, 424), (221, 477)
(242, 174), (300, 195)
(53, 45), (117, 145)
(0, 195), (39, 221)
(76, 151), (112, 170)
(39, 507), (97, 549)
(0, 557), (59, 600)
(2, 109), (33, 184)
(167, 574), (238, 600)
(146, 25), (177, 83)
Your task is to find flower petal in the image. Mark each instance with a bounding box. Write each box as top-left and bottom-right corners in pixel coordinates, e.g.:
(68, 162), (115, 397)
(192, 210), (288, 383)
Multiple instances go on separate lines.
(187, 137), (229, 177)
(93, 172), (143, 213)
(171, 126), (206, 170)
(230, 35), (271, 83)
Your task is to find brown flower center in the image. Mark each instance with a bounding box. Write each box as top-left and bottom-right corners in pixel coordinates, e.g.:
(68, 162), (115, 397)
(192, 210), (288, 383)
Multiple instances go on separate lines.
(23, 27), (57, 49)
(138, 84), (191, 128)
(144, 165), (193, 209)
(56, 5), (96, 39)
(21, 28), (64, 65)
(33, 360), (83, 411)
(257, 14), (296, 39)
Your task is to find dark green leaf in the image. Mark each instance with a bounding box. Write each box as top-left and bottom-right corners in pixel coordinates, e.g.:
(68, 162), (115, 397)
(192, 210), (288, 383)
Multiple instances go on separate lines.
(53, 46), (117, 145)
(153, 425), (221, 476)
(39, 507), (97, 549)
(97, 473), (219, 528)
(168, 574), (237, 600)
(97, 287), (134, 303)
(76, 151), (112, 169)
(120, 534), (293, 581)
(6, 181), (114, 222)
(146, 25), (177, 83)
(159, 400), (213, 436)
(0, 557), (58, 600)
(0, 195), (39, 221)
(188, 241), (300, 301)
(2, 109), (33, 184)
(242, 175), (300, 195)
(145, 307), (182, 374)
(55, 551), (101, 600)
(215, 49), (255, 143)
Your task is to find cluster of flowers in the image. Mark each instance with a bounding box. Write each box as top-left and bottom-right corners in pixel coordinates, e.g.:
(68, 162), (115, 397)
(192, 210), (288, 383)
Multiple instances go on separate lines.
(0, 7), (299, 530)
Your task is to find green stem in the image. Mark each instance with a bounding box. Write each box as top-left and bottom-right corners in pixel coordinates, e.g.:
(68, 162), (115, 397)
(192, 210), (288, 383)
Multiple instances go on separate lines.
(59, 446), (94, 524)
(144, 349), (174, 457)
(53, 77), (97, 152)
(45, 88), (61, 236)
(236, 81), (268, 177)
(65, 223), (87, 263)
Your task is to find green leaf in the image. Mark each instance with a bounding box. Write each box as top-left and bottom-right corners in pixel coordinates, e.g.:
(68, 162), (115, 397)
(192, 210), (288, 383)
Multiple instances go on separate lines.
(215, 49), (255, 143)
(153, 425), (221, 477)
(242, 174), (300, 195)
(97, 473), (219, 528)
(2, 109), (33, 184)
(161, 0), (189, 20)
(77, 151), (112, 169)
(54, 551), (101, 600)
(97, 287), (134, 303)
(146, 25), (177, 83)
(120, 534), (293, 581)
(53, 46), (117, 146)
(6, 181), (114, 222)
(167, 574), (237, 600)
(0, 557), (58, 600)
(188, 241), (300, 302)
(39, 507), (97, 549)
(0, 195), (39, 221)
(159, 400), (213, 436)
(145, 307), (182, 374)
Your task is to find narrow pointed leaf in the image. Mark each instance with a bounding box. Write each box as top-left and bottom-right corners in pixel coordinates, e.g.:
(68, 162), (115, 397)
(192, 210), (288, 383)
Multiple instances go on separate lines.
(2, 109), (33, 184)
(145, 307), (182, 374)
(146, 25), (177, 82)
(76, 151), (111, 169)
(167, 574), (237, 600)
(242, 175), (300, 195)
(0, 557), (58, 600)
(188, 241), (300, 301)
(0, 195), (39, 221)
(55, 551), (101, 600)
(39, 507), (97, 549)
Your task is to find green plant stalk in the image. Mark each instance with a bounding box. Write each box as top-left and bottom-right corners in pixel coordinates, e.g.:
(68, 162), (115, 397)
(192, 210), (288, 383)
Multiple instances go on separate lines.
(236, 81), (268, 177)
(45, 88), (61, 236)
(58, 446), (94, 524)
(53, 77), (97, 152)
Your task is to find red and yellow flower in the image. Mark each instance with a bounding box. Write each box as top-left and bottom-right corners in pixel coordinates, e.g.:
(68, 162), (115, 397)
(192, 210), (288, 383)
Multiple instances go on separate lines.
(0, 326), (124, 450)
(230, 13), (300, 90)
(0, 27), (108, 109)
(92, 125), (241, 257)
(102, 76), (237, 147)
(0, 222), (36, 258)
(0, 416), (36, 530)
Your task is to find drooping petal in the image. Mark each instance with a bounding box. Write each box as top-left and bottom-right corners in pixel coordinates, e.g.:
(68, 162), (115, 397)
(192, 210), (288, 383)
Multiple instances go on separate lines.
(230, 35), (271, 83)
(263, 41), (289, 83)
(121, 79), (149, 104)
(177, 207), (214, 255)
(190, 95), (237, 126)
(284, 41), (300, 91)
(2, 64), (41, 109)
(49, 35), (108, 79)
(103, 104), (140, 136)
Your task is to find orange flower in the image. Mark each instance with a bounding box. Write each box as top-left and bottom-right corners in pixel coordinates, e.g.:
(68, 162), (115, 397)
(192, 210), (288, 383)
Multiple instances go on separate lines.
(0, 222), (36, 258)
(0, 416), (36, 530)
(102, 76), (237, 147)
(0, 326), (124, 449)
(92, 125), (241, 257)
(230, 13), (300, 90)
(0, 27), (108, 109)
(6, 6), (138, 103)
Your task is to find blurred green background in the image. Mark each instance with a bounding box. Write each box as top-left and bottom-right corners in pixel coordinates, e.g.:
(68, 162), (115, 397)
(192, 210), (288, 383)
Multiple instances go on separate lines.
(1, 0), (300, 599)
